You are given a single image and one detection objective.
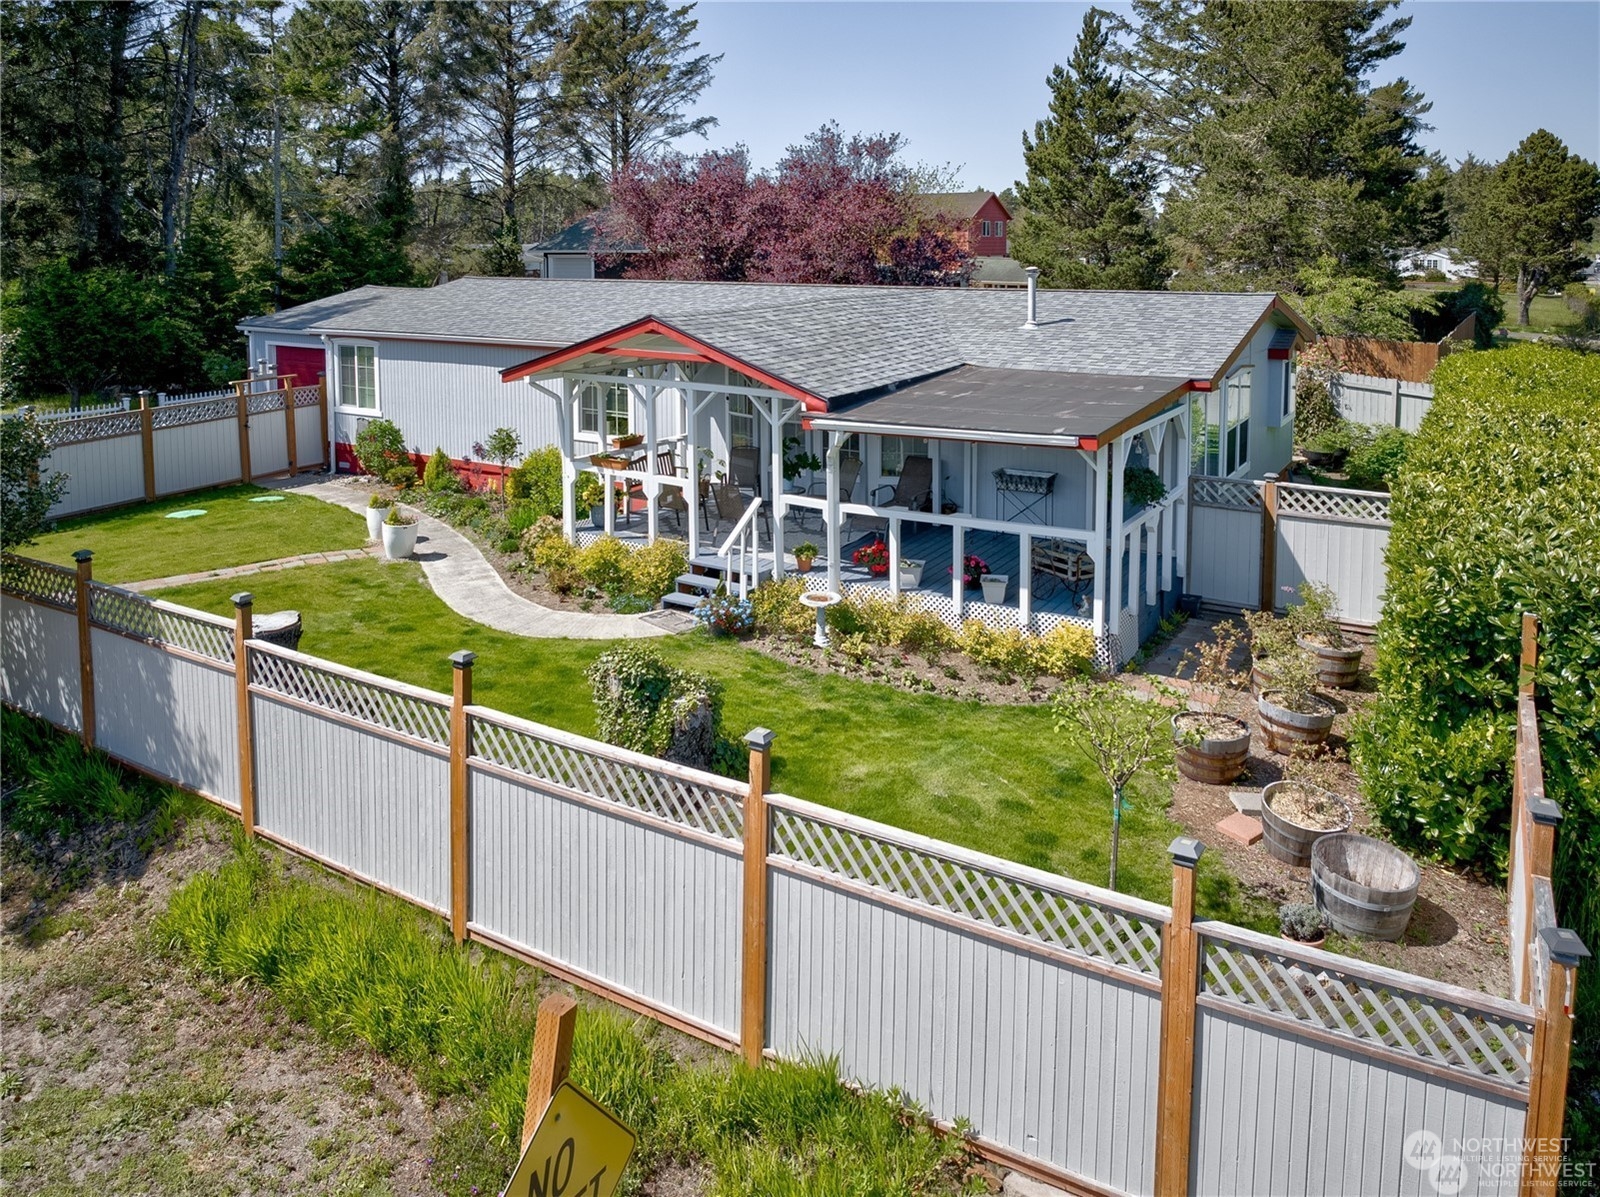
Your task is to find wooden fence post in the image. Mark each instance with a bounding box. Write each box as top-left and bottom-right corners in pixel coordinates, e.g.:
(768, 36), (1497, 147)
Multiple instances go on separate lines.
(1154, 836), (1204, 1197)
(72, 550), (95, 747)
(282, 382), (299, 474)
(449, 650), (475, 944)
(139, 391), (156, 502)
(1520, 611), (1539, 696)
(741, 727), (775, 1069)
(232, 593), (256, 837)
(233, 379), (254, 484)
(1521, 927), (1589, 1197)
(522, 993), (577, 1148)
(1258, 474), (1278, 613)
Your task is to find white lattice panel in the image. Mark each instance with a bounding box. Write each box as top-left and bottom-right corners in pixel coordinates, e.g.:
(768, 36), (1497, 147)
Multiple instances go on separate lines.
(292, 385), (322, 408)
(44, 411), (142, 446)
(1200, 934), (1532, 1085)
(249, 650), (450, 746)
(470, 716), (744, 841)
(0, 554), (77, 609)
(152, 397), (237, 429)
(771, 805), (1164, 977)
(246, 391), (286, 415)
(1190, 477), (1261, 510)
(1275, 484), (1390, 526)
(88, 584), (234, 662)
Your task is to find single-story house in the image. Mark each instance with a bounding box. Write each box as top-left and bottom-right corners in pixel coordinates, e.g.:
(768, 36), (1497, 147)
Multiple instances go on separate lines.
(240, 275), (1310, 665)
(523, 211), (645, 279)
(1393, 247), (1478, 281)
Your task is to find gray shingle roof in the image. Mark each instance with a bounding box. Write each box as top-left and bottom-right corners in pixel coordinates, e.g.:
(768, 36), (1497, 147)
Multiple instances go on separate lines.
(242, 276), (1289, 402)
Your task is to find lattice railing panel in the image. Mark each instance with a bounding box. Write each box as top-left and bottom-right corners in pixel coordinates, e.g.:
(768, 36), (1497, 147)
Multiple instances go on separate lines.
(1, 554), (77, 609)
(470, 717), (744, 841)
(1200, 934), (1531, 1085)
(1190, 477), (1261, 510)
(152, 397), (237, 429)
(771, 805), (1164, 976)
(88, 584), (233, 662)
(292, 385), (322, 408)
(246, 390), (286, 414)
(250, 651), (450, 746)
(44, 411), (143, 446)
(1276, 485), (1390, 525)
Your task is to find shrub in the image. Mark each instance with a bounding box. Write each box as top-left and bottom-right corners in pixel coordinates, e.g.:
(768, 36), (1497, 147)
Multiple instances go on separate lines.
(1278, 902), (1327, 941)
(750, 579), (813, 639)
(624, 539), (688, 602)
(695, 590), (754, 637)
(353, 417), (410, 479)
(531, 537), (583, 594)
(587, 644), (725, 768)
(519, 514), (563, 560)
(574, 472), (605, 512)
(576, 535), (631, 593)
(1292, 341), (1344, 443)
(384, 463), (418, 490)
(1344, 426), (1411, 490)
(1030, 622), (1095, 678)
(1122, 464), (1167, 508)
(504, 445), (563, 516)
(423, 447), (462, 492)
(957, 620), (1034, 678)
(367, 493), (392, 510)
(1, 410), (67, 549)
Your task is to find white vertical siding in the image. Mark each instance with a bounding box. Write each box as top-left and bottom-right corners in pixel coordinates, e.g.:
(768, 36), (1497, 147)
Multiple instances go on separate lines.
(250, 694), (452, 913)
(468, 767), (743, 1037)
(1332, 372), (1434, 432)
(154, 418), (242, 495)
(0, 599), (82, 732)
(1276, 516), (1389, 625)
(89, 629), (240, 808)
(294, 403), (326, 467)
(972, 442), (1090, 526)
(767, 869), (1161, 1196)
(247, 407), (289, 476)
(1188, 503), (1262, 610)
(44, 436), (146, 518)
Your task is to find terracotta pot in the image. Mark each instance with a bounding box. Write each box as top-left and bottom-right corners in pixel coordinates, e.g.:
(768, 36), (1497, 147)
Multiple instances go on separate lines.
(1297, 635), (1362, 689)
(795, 557), (814, 573)
(1257, 689), (1336, 753)
(1260, 780), (1352, 867)
(1173, 712), (1252, 785)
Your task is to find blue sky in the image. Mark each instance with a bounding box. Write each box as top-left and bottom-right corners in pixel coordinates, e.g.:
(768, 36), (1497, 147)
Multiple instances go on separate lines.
(673, 1), (1600, 187)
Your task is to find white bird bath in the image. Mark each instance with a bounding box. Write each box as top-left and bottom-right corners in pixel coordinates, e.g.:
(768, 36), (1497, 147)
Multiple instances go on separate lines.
(798, 590), (842, 648)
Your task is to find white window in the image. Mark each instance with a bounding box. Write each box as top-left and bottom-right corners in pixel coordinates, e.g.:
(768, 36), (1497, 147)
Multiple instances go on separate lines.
(1226, 368), (1251, 475)
(727, 394), (756, 448)
(1190, 367), (1253, 477)
(336, 344), (377, 410)
(579, 382), (630, 437)
(980, 220), (992, 237)
(879, 435), (929, 476)
(995, 219), (1005, 238)
(1281, 360), (1294, 423)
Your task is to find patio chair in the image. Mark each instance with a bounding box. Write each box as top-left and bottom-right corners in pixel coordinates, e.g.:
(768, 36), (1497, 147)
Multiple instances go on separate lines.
(794, 456), (862, 534)
(626, 447), (688, 529)
(856, 454), (933, 537)
(1032, 538), (1095, 598)
(710, 482), (771, 544)
(730, 445), (763, 496)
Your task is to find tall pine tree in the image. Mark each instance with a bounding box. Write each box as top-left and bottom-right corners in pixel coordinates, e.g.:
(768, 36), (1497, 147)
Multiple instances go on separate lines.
(1012, 8), (1165, 290)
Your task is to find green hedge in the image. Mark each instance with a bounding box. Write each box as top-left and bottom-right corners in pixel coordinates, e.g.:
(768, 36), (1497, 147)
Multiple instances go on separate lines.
(1353, 344), (1600, 1159)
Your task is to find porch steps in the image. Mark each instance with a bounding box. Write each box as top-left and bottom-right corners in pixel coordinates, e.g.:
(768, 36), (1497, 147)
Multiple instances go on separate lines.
(660, 555), (734, 614)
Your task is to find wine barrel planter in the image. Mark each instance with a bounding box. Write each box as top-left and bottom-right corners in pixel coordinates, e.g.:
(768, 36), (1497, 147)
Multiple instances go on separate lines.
(1257, 690), (1335, 753)
(1173, 712), (1252, 785)
(1260, 781), (1352, 867)
(1297, 636), (1362, 689)
(1249, 659), (1275, 698)
(1311, 833), (1421, 941)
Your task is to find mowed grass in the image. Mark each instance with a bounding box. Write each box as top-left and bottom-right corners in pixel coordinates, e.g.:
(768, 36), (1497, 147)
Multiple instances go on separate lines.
(27, 484), (367, 584)
(155, 558), (1262, 923)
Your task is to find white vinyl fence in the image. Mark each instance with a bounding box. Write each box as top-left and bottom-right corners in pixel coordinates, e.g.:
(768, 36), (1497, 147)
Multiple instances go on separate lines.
(4, 552), (1575, 1197)
(1331, 371), (1435, 432)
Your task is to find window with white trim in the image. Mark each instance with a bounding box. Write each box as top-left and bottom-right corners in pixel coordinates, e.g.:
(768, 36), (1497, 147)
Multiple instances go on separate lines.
(336, 344), (377, 410)
(727, 394), (756, 448)
(980, 220), (992, 237)
(1190, 366), (1253, 477)
(1226, 367), (1251, 475)
(879, 435), (929, 476)
(579, 382), (630, 437)
(1281, 359), (1294, 423)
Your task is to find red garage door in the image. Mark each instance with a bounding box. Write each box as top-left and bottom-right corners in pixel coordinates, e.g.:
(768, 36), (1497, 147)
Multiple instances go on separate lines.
(274, 345), (328, 469)
(274, 345), (325, 391)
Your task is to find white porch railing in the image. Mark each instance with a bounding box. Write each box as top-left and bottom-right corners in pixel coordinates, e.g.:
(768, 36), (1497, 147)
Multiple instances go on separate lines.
(715, 496), (764, 599)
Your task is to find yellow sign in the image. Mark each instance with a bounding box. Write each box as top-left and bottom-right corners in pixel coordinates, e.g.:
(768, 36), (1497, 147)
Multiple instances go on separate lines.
(505, 1081), (635, 1197)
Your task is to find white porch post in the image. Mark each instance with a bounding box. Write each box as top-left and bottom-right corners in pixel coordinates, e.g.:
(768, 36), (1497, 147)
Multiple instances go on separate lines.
(1091, 444), (1108, 651)
(555, 379), (577, 543)
(1174, 410), (1190, 587)
(767, 397), (786, 580)
(1110, 437), (1128, 655)
(930, 440), (942, 514)
(1018, 530), (1032, 630)
(888, 518), (902, 598)
(643, 376), (659, 543)
(963, 443), (977, 515)
(686, 392), (703, 561)
(1145, 514), (1159, 606)
(603, 467), (615, 536)
(951, 523), (965, 619)
(825, 431), (844, 594)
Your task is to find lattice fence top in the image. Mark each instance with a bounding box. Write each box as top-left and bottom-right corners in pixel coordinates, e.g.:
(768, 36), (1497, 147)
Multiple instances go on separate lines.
(1198, 930), (1532, 1086)
(1190, 477), (1261, 511)
(250, 648), (451, 747)
(292, 385), (322, 408)
(89, 583), (234, 662)
(471, 715), (745, 841)
(1, 554), (77, 609)
(1276, 484), (1390, 526)
(769, 801), (1166, 977)
(44, 410), (143, 446)
(246, 391), (286, 414)
(152, 396), (237, 429)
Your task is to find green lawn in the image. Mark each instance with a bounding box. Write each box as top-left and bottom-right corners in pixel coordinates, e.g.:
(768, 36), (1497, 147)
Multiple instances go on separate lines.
(154, 558), (1265, 925)
(28, 485), (368, 584)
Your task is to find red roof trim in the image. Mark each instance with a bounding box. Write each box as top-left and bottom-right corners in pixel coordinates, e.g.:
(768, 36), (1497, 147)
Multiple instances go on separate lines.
(1189, 379), (1214, 392)
(592, 346), (714, 363)
(500, 316), (827, 410)
(1267, 347), (1292, 361)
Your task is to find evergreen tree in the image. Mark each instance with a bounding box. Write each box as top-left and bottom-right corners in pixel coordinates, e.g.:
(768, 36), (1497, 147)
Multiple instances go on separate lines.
(1012, 8), (1165, 290)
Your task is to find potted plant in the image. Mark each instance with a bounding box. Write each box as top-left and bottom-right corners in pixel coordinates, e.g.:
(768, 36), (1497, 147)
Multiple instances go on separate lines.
(381, 507), (419, 560)
(1286, 582), (1362, 688)
(794, 542), (819, 573)
(1242, 605), (1295, 696)
(1278, 902), (1328, 949)
(898, 558), (924, 588)
(1173, 620), (1252, 784)
(852, 538), (891, 576)
(781, 436), (822, 482)
(590, 450), (635, 471)
(575, 473), (605, 529)
(1122, 464), (1167, 512)
(1260, 777), (1353, 866)
(365, 493), (393, 541)
(1302, 422), (1353, 470)
(1256, 647), (1337, 753)
(611, 432), (645, 450)
(980, 573), (1009, 604)
(951, 553), (989, 589)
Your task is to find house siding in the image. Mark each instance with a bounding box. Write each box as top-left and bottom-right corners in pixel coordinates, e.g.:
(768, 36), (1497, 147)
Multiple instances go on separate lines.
(969, 196), (1011, 257)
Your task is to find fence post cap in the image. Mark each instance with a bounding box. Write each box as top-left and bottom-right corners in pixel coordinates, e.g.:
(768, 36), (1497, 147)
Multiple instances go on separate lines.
(1168, 837), (1205, 868)
(1540, 926), (1590, 967)
(71, 549), (94, 563)
(449, 650), (476, 669)
(745, 727), (775, 750)
(1527, 794), (1563, 826)
(231, 592), (254, 609)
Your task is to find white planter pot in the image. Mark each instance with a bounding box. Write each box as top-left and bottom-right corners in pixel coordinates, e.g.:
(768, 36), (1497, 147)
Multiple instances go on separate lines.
(381, 519), (418, 560)
(981, 573), (1009, 605)
(365, 506), (391, 540)
(899, 559), (924, 588)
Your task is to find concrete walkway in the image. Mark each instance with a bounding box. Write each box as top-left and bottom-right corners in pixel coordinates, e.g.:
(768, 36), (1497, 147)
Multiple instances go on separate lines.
(124, 546), (383, 593)
(277, 479), (685, 640)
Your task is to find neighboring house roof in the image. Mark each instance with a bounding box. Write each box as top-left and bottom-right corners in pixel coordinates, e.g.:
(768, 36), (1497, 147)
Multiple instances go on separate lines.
(527, 211), (643, 255)
(916, 190), (1012, 221)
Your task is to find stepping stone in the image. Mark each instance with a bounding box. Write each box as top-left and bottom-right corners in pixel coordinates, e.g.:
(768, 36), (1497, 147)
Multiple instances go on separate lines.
(1217, 811), (1264, 845)
(1229, 789), (1264, 814)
